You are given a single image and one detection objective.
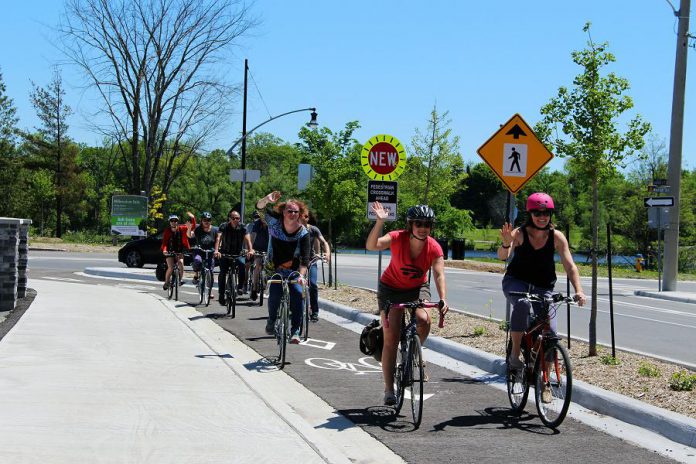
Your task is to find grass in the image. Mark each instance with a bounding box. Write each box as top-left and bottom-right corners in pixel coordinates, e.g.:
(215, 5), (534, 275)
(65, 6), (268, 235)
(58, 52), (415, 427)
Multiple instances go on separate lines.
(638, 362), (661, 378)
(669, 370), (696, 391)
(600, 355), (621, 366)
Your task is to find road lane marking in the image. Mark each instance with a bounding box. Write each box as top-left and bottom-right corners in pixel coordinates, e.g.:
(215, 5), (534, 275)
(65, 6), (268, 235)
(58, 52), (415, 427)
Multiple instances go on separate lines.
(40, 276), (84, 282)
(299, 339), (336, 350)
(305, 357), (381, 375)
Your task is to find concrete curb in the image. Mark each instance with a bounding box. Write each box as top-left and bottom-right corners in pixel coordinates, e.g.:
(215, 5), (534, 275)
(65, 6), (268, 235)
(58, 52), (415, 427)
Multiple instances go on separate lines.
(634, 290), (696, 305)
(318, 297), (696, 449)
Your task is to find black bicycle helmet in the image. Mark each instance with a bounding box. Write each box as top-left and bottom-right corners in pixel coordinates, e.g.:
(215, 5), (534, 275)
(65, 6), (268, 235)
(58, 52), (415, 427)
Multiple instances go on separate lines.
(406, 204), (435, 222)
(201, 211), (212, 220)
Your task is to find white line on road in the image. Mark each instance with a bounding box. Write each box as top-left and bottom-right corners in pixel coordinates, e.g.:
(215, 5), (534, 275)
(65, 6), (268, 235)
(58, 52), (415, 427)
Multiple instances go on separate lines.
(40, 276), (85, 282)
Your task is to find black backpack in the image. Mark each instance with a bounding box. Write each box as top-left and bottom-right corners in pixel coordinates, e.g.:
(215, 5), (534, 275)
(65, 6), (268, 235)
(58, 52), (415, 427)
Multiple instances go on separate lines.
(155, 261), (167, 282)
(359, 319), (383, 362)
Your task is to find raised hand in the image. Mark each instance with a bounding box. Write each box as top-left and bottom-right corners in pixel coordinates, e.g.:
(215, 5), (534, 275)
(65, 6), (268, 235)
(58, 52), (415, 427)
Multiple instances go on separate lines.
(370, 201), (389, 220)
(268, 191), (281, 202)
(500, 222), (514, 246)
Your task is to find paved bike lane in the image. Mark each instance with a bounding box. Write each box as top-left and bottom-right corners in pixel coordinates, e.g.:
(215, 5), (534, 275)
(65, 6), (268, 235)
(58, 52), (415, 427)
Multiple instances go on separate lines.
(201, 296), (677, 464)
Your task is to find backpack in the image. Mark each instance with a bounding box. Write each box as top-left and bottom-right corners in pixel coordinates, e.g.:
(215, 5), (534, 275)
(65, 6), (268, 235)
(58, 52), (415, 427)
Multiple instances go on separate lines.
(155, 261), (167, 282)
(359, 319), (383, 362)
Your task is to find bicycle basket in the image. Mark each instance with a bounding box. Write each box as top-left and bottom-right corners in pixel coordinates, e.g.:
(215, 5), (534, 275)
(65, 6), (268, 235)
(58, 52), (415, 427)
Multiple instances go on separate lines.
(359, 319), (383, 362)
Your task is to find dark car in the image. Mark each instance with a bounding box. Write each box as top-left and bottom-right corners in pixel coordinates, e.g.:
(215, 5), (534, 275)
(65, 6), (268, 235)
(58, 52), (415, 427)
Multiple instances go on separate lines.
(118, 233), (194, 268)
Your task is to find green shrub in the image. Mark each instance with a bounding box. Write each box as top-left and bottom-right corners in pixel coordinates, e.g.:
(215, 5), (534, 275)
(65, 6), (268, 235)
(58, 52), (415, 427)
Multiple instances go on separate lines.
(473, 326), (486, 337)
(499, 320), (509, 331)
(669, 370), (696, 391)
(637, 362), (660, 377)
(600, 355), (621, 366)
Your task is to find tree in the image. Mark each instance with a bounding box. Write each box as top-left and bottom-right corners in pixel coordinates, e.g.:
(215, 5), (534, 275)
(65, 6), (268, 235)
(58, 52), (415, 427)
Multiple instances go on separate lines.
(536, 23), (650, 356)
(400, 107), (472, 239)
(0, 68), (26, 218)
(59, 0), (255, 198)
(28, 69), (75, 237)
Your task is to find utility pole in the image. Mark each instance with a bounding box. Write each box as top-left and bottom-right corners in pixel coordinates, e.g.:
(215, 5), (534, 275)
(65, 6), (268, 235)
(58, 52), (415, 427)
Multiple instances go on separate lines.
(663, 0), (690, 291)
(240, 59), (249, 221)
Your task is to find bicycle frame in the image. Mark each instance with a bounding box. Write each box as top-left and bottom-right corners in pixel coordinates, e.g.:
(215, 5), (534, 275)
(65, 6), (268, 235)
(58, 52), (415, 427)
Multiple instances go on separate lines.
(267, 270), (305, 369)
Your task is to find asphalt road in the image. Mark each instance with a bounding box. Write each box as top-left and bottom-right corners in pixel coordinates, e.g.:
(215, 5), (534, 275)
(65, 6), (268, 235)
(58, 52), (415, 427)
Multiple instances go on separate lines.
(21, 251), (691, 462)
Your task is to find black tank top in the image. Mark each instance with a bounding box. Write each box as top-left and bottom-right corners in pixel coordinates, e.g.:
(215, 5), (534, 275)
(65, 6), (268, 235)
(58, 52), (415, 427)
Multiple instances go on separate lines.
(506, 227), (557, 288)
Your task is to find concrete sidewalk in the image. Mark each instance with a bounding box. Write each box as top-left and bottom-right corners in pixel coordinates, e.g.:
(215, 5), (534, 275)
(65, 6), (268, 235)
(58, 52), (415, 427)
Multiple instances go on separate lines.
(0, 279), (401, 464)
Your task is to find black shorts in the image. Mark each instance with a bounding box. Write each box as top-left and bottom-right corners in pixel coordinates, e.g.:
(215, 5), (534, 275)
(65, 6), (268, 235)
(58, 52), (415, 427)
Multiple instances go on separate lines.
(377, 281), (431, 313)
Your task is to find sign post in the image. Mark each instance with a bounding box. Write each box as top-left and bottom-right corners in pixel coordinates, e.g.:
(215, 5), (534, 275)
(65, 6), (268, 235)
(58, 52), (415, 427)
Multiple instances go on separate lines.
(111, 195), (148, 236)
(362, 134), (407, 288)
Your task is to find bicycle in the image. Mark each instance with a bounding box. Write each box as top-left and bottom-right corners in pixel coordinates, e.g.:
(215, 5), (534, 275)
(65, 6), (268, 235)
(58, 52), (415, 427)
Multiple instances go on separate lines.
(219, 254), (243, 317)
(163, 252), (185, 301)
(246, 251), (268, 307)
(191, 247), (215, 306)
(384, 299), (444, 429)
(505, 291), (576, 428)
(266, 270), (306, 369)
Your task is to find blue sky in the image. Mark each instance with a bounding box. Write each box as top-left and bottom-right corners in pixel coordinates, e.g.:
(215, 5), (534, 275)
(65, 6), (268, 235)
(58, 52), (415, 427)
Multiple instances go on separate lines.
(2, 1), (695, 174)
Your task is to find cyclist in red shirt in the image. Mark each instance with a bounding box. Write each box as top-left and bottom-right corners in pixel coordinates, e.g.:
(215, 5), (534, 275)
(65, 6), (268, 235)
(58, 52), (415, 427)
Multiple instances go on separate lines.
(366, 201), (449, 406)
(161, 212), (195, 290)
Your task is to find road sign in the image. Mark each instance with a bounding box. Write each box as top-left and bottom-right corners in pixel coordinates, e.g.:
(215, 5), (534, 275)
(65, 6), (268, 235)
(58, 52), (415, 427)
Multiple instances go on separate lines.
(111, 195), (147, 236)
(230, 169), (261, 182)
(652, 186), (671, 193)
(476, 114), (554, 194)
(361, 134), (406, 181)
(648, 207), (670, 230)
(644, 197), (674, 207)
(366, 180), (398, 221)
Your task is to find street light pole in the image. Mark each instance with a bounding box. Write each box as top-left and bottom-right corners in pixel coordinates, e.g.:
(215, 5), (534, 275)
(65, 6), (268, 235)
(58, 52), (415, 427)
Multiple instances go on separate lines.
(663, 0), (690, 291)
(240, 59), (249, 221)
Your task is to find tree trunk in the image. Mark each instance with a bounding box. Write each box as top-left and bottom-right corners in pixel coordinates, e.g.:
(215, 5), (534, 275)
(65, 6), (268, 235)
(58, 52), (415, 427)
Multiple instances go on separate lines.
(589, 173), (599, 356)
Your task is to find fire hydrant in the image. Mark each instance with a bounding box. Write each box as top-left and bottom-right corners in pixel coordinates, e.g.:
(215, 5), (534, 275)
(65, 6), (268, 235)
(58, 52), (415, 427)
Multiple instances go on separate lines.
(635, 254), (644, 272)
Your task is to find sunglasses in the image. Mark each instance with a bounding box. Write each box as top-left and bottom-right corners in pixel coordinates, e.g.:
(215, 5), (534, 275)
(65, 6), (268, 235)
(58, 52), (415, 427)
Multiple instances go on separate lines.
(285, 209), (300, 214)
(413, 220), (433, 228)
(169, 219), (179, 223)
(531, 210), (551, 217)
(229, 216), (240, 221)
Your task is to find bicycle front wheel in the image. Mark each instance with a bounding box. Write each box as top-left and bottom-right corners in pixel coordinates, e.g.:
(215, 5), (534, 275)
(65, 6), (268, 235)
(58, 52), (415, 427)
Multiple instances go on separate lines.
(276, 295), (289, 369)
(302, 288), (310, 341)
(393, 345), (407, 415)
(534, 342), (572, 428)
(204, 269), (213, 306)
(167, 274), (174, 300)
(226, 270), (237, 317)
(258, 268), (265, 307)
(506, 336), (529, 414)
(407, 336), (424, 428)
(198, 272), (206, 305)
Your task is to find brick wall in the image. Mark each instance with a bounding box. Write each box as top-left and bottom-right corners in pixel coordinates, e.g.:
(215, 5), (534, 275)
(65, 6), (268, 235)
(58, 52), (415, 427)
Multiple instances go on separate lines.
(0, 218), (31, 311)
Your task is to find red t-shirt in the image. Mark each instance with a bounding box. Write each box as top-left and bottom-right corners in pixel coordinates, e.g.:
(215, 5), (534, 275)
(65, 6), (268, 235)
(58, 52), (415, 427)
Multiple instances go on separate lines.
(161, 218), (196, 253)
(379, 230), (443, 290)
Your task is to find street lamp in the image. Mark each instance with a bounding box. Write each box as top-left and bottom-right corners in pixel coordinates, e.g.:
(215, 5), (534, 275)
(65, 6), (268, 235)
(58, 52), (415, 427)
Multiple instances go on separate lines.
(227, 59), (318, 221)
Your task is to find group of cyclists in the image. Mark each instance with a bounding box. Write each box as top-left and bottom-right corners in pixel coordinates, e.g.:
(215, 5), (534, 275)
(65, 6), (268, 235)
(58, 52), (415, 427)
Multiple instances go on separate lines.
(159, 191), (332, 344)
(161, 190), (586, 407)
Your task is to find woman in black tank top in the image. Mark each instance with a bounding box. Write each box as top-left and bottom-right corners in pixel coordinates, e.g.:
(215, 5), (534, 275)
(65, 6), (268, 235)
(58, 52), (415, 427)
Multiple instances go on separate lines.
(496, 193), (587, 371)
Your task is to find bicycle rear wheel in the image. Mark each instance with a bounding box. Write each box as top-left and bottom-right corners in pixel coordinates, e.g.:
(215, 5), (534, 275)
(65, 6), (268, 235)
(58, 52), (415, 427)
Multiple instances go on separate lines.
(167, 273), (174, 300)
(407, 336), (424, 428)
(534, 342), (572, 428)
(506, 336), (530, 413)
(393, 344), (407, 415)
(258, 268), (265, 307)
(276, 294), (289, 369)
(174, 273), (179, 301)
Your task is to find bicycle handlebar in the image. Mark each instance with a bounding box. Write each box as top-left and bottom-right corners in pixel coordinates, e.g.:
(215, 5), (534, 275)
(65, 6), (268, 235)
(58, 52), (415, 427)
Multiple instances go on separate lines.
(509, 291), (578, 304)
(384, 300), (445, 329)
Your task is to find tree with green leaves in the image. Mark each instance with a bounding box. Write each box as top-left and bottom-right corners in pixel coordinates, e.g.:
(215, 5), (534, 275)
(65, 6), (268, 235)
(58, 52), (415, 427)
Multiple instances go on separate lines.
(27, 69), (76, 237)
(536, 23), (651, 356)
(0, 68), (26, 218)
(298, 122), (367, 246)
(399, 107), (472, 239)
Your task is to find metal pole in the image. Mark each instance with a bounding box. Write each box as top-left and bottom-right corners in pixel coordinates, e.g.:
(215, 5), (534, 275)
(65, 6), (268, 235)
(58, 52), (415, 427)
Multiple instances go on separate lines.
(377, 250), (383, 291)
(663, 0), (690, 291)
(566, 223), (571, 349)
(658, 214), (663, 292)
(607, 223), (616, 358)
(240, 59), (249, 221)
(504, 191), (513, 323)
(333, 237), (338, 290)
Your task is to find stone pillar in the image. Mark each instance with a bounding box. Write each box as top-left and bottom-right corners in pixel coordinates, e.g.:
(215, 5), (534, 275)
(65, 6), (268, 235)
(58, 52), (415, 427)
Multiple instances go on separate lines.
(0, 218), (20, 312)
(17, 220), (31, 298)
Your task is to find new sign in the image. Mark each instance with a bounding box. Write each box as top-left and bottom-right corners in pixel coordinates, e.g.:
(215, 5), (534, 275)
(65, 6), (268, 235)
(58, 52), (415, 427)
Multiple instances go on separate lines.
(361, 134), (407, 181)
(477, 114), (554, 194)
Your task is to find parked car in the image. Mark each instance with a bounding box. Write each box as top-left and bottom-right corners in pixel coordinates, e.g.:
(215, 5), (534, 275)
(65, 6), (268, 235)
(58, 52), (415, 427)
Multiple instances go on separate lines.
(118, 233), (193, 268)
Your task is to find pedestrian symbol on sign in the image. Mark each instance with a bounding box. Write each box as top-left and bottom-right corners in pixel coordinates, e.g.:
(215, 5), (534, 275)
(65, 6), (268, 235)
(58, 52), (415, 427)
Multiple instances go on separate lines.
(503, 144), (527, 177)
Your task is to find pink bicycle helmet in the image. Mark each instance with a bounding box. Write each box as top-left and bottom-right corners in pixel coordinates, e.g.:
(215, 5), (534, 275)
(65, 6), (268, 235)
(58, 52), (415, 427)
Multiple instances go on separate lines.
(526, 192), (555, 211)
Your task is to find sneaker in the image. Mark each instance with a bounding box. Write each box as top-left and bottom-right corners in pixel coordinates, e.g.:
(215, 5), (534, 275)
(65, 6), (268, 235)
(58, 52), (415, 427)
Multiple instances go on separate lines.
(508, 356), (525, 371)
(290, 330), (301, 344)
(163, 283), (169, 290)
(310, 312), (319, 322)
(265, 320), (275, 335)
(192, 276), (200, 285)
(383, 391), (397, 406)
(541, 385), (553, 403)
